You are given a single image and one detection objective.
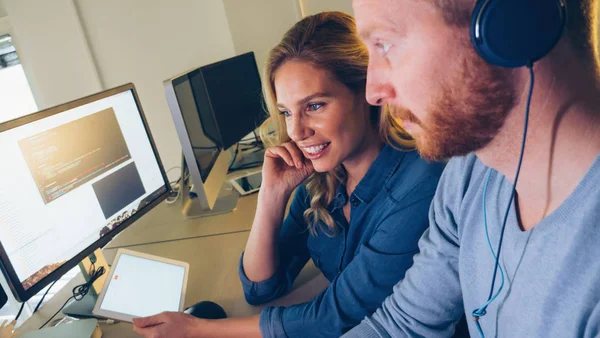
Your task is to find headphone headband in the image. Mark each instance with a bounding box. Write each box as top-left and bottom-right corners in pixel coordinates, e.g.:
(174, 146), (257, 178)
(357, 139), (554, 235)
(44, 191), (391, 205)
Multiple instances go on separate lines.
(470, 0), (567, 68)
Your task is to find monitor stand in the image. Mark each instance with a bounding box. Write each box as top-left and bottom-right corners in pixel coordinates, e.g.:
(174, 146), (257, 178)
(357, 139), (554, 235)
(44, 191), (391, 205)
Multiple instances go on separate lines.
(62, 293), (97, 318)
(62, 249), (108, 318)
(182, 180), (240, 218)
(176, 152), (240, 219)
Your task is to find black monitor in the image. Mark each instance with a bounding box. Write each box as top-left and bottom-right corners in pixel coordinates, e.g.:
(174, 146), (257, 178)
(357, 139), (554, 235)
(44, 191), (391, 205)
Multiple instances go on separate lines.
(163, 52), (266, 218)
(0, 84), (170, 302)
(189, 51), (266, 150)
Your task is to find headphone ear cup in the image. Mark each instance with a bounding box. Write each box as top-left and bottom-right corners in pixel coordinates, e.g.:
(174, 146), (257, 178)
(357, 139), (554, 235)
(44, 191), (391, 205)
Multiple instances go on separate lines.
(471, 0), (567, 68)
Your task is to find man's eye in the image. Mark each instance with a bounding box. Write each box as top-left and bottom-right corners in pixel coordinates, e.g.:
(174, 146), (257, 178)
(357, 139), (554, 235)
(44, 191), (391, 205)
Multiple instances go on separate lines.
(307, 103), (324, 111)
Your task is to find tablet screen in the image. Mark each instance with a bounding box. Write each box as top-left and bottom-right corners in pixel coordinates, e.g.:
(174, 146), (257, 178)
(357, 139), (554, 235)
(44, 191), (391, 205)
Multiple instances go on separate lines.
(98, 253), (186, 317)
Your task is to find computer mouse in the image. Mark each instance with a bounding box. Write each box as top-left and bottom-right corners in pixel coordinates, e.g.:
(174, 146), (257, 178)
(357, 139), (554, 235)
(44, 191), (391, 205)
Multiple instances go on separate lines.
(184, 301), (227, 319)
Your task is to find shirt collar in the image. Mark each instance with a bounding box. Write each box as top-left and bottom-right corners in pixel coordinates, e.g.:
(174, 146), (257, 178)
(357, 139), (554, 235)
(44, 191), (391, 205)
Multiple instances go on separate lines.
(330, 184), (347, 212)
(351, 144), (405, 204)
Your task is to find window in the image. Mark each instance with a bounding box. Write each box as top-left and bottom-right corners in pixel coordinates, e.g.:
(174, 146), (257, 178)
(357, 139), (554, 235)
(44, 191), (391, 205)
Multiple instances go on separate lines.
(0, 32), (80, 326)
(0, 34), (37, 123)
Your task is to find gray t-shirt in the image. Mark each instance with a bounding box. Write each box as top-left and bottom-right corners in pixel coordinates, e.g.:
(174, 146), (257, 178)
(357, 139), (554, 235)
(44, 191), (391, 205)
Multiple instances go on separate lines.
(344, 153), (600, 338)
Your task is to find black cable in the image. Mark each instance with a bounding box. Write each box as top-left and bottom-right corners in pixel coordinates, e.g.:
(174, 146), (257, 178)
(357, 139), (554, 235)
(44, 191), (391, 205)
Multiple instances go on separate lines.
(239, 143), (263, 150)
(88, 262), (96, 283)
(228, 161), (263, 172)
(38, 295), (74, 330)
(240, 131), (263, 148)
(34, 279), (58, 313)
(192, 146), (219, 150)
(228, 133), (267, 173)
(73, 265), (105, 302)
(39, 265), (106, 329)
(14, 302), (25, 322)
(238, 131), (261, 144)
(228, 143), (241, 172)
(169, 166), (189, 188)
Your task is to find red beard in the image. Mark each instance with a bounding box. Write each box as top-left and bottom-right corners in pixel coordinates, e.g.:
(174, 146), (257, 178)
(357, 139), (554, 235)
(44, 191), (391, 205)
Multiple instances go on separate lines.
(396, 52), (517, 161)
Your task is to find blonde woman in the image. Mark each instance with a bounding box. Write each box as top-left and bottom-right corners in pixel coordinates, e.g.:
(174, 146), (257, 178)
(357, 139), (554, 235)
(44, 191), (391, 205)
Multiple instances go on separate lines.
(133, 11), (444, 338)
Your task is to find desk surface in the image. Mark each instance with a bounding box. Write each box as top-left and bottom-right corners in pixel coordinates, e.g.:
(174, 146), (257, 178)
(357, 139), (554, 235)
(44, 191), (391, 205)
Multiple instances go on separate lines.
(19, 194), (327, 337)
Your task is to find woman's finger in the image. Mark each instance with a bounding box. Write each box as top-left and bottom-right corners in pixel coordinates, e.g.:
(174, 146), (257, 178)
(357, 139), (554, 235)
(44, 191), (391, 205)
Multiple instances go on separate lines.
(266, 146), (294, 167)
(282, 142), (305, 168)
(132, 314), (165, 328)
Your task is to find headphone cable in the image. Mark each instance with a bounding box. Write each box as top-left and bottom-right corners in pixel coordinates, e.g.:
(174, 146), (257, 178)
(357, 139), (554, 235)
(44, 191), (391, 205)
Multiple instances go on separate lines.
(472, 64), (534, 337)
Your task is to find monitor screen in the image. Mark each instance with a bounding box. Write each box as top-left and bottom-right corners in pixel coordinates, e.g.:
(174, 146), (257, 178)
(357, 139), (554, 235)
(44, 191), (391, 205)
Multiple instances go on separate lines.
(172, 75), (220, 182)
(0, 85), (169, 300)
(200, 52), (266, 150)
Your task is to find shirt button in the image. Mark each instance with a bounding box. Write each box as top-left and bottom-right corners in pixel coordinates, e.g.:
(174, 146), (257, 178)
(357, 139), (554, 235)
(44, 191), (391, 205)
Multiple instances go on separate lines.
(350, 196), (359, 207)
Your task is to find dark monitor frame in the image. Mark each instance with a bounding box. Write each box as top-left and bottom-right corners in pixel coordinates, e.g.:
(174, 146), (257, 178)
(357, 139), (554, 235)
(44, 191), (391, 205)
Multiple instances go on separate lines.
(0, 83), (171, 302)
(196, 51), (264, 150)
(182, 70), (223, 148)
(170, 74), (221, 182)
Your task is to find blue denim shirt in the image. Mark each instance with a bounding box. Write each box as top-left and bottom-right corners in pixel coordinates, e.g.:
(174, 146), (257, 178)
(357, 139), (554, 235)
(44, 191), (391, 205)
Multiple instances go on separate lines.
(238, 145), (445, 337)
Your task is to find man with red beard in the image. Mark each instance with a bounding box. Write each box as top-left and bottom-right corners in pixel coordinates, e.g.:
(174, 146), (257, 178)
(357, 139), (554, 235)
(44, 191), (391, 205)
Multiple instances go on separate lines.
(344, 0), (600, 337)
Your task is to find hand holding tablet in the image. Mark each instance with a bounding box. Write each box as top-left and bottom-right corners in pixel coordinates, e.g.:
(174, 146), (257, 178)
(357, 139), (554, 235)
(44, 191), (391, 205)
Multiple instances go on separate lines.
(92, 249), (189, 322)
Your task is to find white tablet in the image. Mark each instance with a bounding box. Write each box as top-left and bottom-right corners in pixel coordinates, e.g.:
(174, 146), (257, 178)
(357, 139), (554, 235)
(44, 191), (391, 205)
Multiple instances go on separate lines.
(92, 248), (189, 322)
(229, 166), (262, 196)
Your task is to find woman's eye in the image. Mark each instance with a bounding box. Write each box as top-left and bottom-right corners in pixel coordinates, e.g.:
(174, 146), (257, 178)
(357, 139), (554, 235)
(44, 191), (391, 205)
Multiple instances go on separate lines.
(280, 110), (291, 117)
(307, 103), (324, 112)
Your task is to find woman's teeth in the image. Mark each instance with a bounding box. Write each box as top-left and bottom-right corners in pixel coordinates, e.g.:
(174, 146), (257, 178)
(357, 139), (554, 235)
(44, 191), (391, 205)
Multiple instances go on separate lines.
(305, 143), (328, 154)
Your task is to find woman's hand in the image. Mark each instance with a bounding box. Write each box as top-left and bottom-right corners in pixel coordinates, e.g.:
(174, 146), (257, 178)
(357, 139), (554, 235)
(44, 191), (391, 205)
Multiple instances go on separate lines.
(242, 142), (314, 284)
(133, 312), (204, 338)
(261, 142), (315, 196)
(0, 320), (17, 338)
(132, 313), (262, 338)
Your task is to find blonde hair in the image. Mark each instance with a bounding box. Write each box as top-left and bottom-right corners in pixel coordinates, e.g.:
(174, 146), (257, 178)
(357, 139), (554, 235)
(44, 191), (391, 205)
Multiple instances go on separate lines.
(260, 11), (414, 236)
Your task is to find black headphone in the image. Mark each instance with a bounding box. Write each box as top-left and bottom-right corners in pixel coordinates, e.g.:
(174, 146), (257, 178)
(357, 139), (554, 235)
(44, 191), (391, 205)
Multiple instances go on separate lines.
(470, 0), (567, 68)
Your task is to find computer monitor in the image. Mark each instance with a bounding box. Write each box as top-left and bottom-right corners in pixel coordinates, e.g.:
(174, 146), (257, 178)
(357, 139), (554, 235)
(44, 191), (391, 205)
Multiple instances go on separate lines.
(0, 84), (170, 302)
(164, 73), (232, 216)
(196, 52), (265, 150)
(163, 52), (265, 217)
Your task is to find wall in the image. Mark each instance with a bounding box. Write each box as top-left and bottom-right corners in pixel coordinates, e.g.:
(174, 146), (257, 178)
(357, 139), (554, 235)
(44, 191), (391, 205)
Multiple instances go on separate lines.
(0, 0), (6, 18)
(222, 0), (356, 74)
(75, 0), (237, 176)
(2, 0), (236, 178)
(299, 0), (353, 16)
(222, 0), (300, 74)
(2, 0), (102, 110)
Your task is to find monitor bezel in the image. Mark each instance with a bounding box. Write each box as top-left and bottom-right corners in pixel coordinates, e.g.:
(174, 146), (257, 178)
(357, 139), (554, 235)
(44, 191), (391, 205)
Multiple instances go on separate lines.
(0, 83), (171, 302)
